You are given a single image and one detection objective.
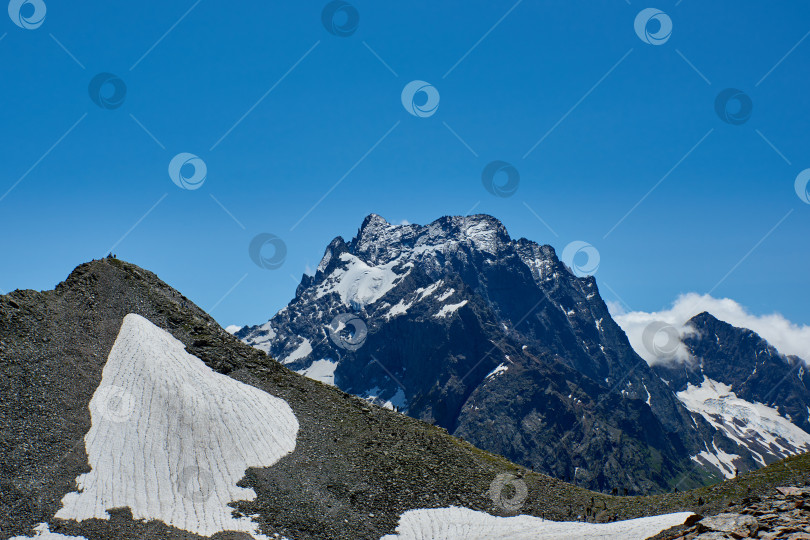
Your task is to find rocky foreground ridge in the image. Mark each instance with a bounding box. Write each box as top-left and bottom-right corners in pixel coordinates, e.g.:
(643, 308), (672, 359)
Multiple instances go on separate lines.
(655, 484), (810, 539)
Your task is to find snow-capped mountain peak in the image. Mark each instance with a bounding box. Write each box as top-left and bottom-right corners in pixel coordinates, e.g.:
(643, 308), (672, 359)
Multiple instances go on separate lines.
(239, 214), (739, 492)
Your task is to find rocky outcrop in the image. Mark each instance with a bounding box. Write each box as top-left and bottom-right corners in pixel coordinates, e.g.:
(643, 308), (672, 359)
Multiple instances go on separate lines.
(655, 485), (810, 539)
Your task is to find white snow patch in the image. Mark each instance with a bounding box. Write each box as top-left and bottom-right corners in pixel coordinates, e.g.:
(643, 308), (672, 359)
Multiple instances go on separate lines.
(244, 321), (276, 353)
(258, 321), (276, 338)
(485, 363), (509, 380)
(434, 300), (468, 319)
(315, 253), (410, 308)
(362, 385), (408, 411)
(677, 378), (810, 467)
(296, 358), (338, 386)
(54, 314), (299, 539)
(461, 220), (503, 255)
(384, 388), (408, 411)
(282, 338), (312, 363)
(225, 325), (242, 335)
(10, 523), (87, 540)
(437, 288), (455, 302)
(385, 281), (444, 320)
(691, 441), (739, 479)
(417, 281), (442, 300)
(363, 386), (383, 403)
(380, 506), (693, 540)
(642, 381), (652, 407)
(387, 298), (413, 320)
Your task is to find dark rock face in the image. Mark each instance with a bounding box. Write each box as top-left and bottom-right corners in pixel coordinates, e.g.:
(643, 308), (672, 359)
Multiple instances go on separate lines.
(240, 214), (729, 493)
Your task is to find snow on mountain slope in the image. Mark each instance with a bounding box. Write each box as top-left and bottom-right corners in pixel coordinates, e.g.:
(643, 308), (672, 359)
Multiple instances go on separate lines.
(11, 523), (88, 540)
(241, 320), (277, 353)
(385, 281), (447, 320)
(314, 253), (412, 308)
(434, 300), (468, 318)
(677, 378), (810, 469)
(53, 314), (299, 539)
(297, 358), (338, 386)
(380, 506), (693, 540)
(283, 337), (313, 363)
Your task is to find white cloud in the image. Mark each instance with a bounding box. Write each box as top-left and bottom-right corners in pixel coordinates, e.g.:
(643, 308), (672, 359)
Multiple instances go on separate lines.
(609, 293), (810, 366)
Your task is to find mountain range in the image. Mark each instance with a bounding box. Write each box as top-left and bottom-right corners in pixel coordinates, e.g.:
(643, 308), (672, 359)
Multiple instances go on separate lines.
(2, 213), (809, 539)
(237, 214), (810, 494)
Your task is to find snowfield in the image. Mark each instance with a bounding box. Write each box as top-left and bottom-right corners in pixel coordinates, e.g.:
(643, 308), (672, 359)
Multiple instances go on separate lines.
(283, 337), (313, 363)
(380, 506), (694, 539)
(315, 253), (411, 308)
(677, 378), (810, 471)
(296, 358), (338, 386)
(51, 314), (299, 539)
(434, 300), (468, 318)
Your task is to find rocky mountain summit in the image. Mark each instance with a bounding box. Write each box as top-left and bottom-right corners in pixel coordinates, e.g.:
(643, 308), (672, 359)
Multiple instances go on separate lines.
(238, 214), (788, 493)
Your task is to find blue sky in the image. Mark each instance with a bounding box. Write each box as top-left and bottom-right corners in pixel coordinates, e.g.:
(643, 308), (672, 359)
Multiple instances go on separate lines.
(1, 1), (809, 330)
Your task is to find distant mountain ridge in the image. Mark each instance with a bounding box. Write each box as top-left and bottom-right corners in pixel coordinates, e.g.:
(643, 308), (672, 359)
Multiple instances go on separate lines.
(652, 312), (810, 476)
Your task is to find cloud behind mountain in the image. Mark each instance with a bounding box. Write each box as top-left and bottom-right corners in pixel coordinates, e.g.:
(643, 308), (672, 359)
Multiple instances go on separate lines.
(610, 293), (810, 365)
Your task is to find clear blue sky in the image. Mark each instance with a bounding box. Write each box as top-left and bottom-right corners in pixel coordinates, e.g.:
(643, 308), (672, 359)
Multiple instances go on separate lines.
(1, 1), (809, 329)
